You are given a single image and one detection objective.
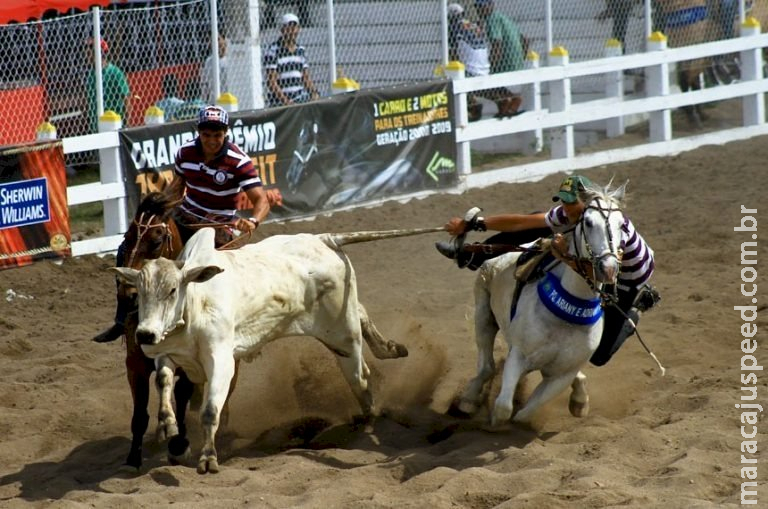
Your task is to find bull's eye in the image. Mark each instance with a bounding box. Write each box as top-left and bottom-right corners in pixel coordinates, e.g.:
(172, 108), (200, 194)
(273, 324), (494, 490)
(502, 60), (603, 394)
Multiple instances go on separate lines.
(168, 287), (177, 299)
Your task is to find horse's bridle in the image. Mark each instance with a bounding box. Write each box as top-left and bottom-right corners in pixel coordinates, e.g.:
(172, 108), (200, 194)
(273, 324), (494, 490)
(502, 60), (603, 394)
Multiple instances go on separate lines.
(571, 198), (624, 299)
(125, 212), (175, 269)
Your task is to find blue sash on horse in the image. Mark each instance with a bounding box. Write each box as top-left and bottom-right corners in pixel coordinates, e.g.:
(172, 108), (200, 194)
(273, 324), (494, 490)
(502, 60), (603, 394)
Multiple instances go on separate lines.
(511, 271), (603, 325)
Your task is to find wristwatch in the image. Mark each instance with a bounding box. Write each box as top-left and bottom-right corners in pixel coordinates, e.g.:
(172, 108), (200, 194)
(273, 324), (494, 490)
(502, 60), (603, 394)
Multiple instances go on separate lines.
(247, 217), (259, 228)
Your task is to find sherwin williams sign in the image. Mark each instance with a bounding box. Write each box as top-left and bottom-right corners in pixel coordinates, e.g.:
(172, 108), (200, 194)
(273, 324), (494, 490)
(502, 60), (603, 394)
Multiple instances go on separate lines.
(0, 141), (71, 269)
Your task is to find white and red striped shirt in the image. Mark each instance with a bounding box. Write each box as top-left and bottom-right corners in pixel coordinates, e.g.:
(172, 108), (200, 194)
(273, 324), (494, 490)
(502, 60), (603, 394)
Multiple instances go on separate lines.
(545, 205), (655, 289)
(174, 138), (262, 222)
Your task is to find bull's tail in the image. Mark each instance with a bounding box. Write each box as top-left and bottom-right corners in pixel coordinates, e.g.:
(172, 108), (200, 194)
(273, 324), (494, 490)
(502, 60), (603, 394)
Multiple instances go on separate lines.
(359, 303), (408, 359)
(321, 226), (445, 249)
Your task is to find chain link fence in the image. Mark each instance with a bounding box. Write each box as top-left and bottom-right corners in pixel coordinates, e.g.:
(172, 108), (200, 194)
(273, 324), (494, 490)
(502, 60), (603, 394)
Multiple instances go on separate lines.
(0, 0), (758, 155)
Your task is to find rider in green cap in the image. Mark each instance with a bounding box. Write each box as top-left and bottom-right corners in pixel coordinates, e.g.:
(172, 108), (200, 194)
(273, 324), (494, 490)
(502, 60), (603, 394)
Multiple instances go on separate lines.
(435, 174), (659, 367)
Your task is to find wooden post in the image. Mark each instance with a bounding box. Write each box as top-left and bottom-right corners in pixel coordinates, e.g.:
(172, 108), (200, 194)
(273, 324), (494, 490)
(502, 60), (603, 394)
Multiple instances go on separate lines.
(604, 38), (625, 138)
(646, 31), (671, 142)
(548, 46), (573, 159)
(741, 16), (765, 127)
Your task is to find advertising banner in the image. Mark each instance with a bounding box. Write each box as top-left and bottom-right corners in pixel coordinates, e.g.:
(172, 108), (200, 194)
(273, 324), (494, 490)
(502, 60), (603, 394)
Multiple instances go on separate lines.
(119, 81), (457, 219)
(0, 141), (71, 269)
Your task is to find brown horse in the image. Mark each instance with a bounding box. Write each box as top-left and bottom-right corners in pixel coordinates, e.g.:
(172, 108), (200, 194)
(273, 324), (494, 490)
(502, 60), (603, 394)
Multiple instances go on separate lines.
(119, 192), (240, 470)
(661, 0), (768, 125)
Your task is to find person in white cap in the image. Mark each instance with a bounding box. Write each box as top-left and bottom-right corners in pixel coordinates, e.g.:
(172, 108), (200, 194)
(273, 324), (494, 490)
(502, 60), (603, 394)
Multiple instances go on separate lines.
(447, 3), (521, 119)
(263, 13), (320, 107)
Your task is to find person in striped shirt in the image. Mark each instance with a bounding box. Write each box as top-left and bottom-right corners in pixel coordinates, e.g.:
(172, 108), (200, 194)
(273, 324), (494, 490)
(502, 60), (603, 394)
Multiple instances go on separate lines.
(165, 105), (270, 244)
(263, 13), (320, 107)
(93, 105), (270, 344)
(435, 175), (659, 366)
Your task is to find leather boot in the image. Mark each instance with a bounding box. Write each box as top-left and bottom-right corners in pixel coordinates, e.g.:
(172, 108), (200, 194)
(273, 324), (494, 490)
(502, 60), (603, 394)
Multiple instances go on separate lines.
(495, 95), (522, 118)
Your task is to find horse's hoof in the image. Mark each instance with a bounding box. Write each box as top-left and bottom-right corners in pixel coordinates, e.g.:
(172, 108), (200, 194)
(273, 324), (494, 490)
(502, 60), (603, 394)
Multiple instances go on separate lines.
(569, 399), (590, 418)
(197, 457), (219, 474)
(168, 436), (191, 465)
(117, 463), (141, 475)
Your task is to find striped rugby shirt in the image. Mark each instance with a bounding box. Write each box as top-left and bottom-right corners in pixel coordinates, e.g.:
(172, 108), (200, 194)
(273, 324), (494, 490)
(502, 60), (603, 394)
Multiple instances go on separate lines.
(545, 205), (655, 290)
(263, 37), (310, 106)
(174, 138), (262, 222)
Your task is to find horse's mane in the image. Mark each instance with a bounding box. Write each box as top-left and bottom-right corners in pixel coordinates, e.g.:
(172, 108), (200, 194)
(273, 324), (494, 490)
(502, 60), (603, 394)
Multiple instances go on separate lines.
(577, 179), (627, 209)
(135, 192), (176, 219)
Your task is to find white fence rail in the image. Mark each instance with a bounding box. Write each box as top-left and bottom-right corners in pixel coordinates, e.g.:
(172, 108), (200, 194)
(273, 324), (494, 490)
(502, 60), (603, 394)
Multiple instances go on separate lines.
(65, 24), (768, 257)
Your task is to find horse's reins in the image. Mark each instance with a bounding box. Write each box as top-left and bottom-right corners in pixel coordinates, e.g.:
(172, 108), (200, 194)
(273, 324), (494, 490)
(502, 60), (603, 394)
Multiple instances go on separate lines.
(571, 198), (665, 375)
(126, 212), (175, 269)
(572, 198), (623, 299)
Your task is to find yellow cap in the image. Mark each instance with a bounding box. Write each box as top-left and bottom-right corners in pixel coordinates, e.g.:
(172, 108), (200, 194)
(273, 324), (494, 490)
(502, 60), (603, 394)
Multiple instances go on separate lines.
(100, 110), (122, 122)
(648, 31), (667, 43)
(217, 92), (238, 105)
(549, 46), (569, 57)
(145, 105), (163, 116)
(37, 121), (56, 133)
(332, 76), (360, 90)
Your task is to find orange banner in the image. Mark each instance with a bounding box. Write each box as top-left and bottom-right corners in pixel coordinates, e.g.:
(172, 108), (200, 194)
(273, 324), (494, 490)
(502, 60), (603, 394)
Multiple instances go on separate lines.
(0, 141), (71, 269)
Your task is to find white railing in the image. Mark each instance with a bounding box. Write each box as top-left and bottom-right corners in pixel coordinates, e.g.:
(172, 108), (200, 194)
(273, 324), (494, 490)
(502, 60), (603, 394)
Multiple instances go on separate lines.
(64, 24), (768, 257)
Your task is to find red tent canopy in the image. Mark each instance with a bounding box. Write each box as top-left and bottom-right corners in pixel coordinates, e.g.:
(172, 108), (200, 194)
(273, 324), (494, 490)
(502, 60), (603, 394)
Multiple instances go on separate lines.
(0, 0), (111, 24)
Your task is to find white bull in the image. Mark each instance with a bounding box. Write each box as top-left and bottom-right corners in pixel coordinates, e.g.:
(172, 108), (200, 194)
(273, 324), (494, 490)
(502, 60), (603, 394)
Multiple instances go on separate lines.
(111, 226), (420, 474)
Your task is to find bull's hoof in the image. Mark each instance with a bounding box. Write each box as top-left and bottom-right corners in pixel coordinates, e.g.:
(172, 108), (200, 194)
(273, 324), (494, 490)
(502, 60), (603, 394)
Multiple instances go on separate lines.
(394, 343), (408, 358)
(446, 399), (474, 419)
(197, 456), (219, 474)
(490, 404), (513, 428)
(156, 421), (179, 442)
(569, 398), (590, 418)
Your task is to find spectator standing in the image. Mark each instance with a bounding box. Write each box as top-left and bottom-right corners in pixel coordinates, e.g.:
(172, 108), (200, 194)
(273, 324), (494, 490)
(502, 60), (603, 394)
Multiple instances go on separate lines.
(447, 3), (521, 119)
(474, 0), (526, 74)
(154, 73), (185, 122)
(200, 34), (230, 104)
(263, 13), (320, 107)
(85, 38), (130, 132)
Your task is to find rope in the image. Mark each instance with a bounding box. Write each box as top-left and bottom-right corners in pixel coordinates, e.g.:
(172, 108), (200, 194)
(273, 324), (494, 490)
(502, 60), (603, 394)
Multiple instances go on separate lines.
(602, 296), (666, 376)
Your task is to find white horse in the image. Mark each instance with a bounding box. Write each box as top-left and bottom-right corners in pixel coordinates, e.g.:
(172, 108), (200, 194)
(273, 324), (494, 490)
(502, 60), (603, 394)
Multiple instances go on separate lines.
(456, 183), (626, 427)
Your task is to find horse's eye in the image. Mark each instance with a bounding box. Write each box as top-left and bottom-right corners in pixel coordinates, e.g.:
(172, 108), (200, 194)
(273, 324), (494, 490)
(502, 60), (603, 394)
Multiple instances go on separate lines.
(584, 217), (594, 228)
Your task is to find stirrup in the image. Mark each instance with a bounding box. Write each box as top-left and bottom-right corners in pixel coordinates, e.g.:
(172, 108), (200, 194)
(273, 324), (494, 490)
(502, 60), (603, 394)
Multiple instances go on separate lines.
(635, 285), (661, 313)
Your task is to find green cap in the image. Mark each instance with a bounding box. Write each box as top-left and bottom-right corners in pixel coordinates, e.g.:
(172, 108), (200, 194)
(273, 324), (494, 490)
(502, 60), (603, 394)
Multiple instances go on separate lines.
(552, 175), (592, 203)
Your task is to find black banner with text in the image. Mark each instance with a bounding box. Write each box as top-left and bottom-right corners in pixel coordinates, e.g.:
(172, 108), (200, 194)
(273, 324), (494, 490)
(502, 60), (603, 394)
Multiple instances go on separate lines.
(119, 81), (457, 219)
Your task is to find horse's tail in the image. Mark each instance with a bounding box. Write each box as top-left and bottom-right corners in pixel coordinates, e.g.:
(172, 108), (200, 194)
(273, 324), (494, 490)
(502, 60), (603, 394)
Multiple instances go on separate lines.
(320, 226), (445, 249)
(358, 303), (409, 359)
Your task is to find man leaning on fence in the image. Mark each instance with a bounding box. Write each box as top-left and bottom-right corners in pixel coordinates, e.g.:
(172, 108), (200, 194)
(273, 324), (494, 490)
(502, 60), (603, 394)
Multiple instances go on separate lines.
(263, 13), (320, 107)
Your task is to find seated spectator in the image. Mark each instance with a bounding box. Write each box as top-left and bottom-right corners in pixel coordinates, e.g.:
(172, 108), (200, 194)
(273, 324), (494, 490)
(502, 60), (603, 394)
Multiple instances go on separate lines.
(448, 3), (521, 120)
(173, 80), (208, 121)
(155, 73), (185, 122)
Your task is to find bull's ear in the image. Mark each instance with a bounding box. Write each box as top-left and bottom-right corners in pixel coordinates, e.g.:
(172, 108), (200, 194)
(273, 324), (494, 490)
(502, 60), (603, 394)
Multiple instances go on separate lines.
(109, 266), (139, 286)
(183, 265), (224, 285)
